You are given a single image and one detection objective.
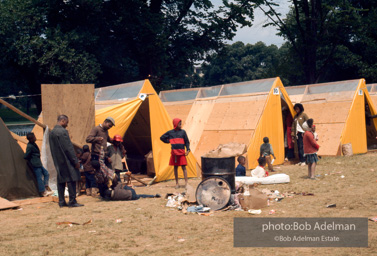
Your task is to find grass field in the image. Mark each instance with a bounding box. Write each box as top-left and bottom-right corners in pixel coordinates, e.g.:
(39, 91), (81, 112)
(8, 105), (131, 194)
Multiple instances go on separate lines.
(0, 107), (39, 124)
(1, 153), (377, 256)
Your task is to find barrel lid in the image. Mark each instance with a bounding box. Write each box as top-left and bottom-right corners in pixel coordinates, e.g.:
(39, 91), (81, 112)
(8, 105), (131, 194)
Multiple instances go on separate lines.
(195, 177), (231, 211)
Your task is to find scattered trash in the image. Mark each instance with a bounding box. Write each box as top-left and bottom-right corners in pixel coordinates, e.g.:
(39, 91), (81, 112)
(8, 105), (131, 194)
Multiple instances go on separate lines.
(116, 219), (122, 223)
(269, 209), (276, 215)
(371, 169), (374, 172)
(336, 162), (341, 164)
(248, 209), (262, 215)
(198, 212), (213, 216)
(178, 239), (185, 242)
(276, 198), (284, 202)
(368, 217), (377, 222)
(136, 208), (142, 210)
(326, 204), (336, 208)
(88, 230), (96, 233)
(56, 219), (92, 226)
(17, 208), (23, 211)
(274, 190), (280, 196)
(187, 205), (210, 213)
(340, 175), (345, 178)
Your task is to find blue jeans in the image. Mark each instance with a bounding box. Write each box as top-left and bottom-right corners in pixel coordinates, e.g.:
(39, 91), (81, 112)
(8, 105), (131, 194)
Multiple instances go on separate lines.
(84, 172), (97, 188)
(33, 166), (49, 193)
(123, 185), (155, 200)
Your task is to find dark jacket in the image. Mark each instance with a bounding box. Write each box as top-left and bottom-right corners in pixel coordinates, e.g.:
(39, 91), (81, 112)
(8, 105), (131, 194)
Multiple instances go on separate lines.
(81, 151), (94, 173)
(24, 142), (43, 168)
(86, 125), (111, 155)
(160, 129), (190, 155)
(49, 125), (80, 183)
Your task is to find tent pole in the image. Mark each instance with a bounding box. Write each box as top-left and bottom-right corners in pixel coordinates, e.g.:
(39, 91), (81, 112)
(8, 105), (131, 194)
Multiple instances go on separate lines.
(0, 98), (46, 129)
(147, 176), (157, 186)
(0, 98), (83, 148)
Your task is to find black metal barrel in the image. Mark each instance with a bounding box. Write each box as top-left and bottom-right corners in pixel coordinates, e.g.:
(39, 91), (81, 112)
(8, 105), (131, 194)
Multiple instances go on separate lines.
(201, 156), (236, 194)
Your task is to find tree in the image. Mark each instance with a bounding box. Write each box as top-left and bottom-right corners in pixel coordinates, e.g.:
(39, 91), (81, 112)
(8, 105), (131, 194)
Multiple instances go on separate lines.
(0, 0), (261, 103)
(200, 41), (283, 86)
(257, 0), (362, 84)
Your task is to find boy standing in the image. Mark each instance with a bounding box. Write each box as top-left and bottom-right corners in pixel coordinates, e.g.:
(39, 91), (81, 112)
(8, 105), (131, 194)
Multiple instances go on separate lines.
(160, 118), (190, 189)
(24, 133), (53, 197)
(260, 137), (276, 172)
(236, 156), (246, 176)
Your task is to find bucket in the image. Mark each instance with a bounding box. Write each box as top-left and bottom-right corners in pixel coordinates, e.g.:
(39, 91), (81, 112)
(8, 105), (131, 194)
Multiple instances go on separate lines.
(201, 156), (236, 194)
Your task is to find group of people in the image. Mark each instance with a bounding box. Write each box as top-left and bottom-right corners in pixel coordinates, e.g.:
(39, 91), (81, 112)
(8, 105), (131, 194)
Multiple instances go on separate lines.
(23, 105), (320, 207)
(24, 115), (160, 208)
(234, 103), (320, 180)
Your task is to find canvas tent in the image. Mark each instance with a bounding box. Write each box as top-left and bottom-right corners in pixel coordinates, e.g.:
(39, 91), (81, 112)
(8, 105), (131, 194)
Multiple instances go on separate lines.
(159, 88), (201, 125)
(286, 79), (377, 155)
(95, 80), (145, 110)
(182, 78), (294, 168)
(0, 118), (39, 200)
(95, 80), (198, 182)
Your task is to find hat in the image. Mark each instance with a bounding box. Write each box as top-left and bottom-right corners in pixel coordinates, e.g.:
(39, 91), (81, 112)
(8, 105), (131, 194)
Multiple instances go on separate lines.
(105, 116), (115, 126)
(113, 134), (123, 142)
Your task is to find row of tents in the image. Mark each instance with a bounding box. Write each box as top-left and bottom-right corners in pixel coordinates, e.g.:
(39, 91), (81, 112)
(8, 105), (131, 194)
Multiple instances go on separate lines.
(2, 77), (377, 200)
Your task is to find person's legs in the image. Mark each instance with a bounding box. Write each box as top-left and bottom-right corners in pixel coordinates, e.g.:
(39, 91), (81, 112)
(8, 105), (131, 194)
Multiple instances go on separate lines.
(33, 167), (46, 193)
(307, 163), (312, 178)
(265, 156), (274, 171)
(181, 165), (188, 187)
(311, 162), (317, 179)
(115, 170), (121, 181)
(123, 185), (138, 200)
(67, 181), (77, 205)
(297, 133), (305, 163)
(174, 166), (179, 188)
(57, 182), (67, 207)
(41, 166), (50, 187)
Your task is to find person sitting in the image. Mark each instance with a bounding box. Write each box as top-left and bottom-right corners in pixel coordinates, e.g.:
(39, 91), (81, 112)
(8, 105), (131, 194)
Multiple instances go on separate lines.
(251, 157), (268, 178)
(236, 155), (246, 176)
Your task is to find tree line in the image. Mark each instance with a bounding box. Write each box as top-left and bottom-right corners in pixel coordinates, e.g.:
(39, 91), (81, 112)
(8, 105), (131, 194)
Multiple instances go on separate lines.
(1, 0), (377, 109)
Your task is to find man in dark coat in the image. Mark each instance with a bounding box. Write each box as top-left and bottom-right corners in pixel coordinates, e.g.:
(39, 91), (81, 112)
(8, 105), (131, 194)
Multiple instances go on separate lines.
(49, 115), (83, 208)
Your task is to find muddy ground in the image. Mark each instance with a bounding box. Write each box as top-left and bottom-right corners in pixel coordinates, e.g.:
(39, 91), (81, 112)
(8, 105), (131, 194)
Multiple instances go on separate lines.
(1, 153), (377, 256)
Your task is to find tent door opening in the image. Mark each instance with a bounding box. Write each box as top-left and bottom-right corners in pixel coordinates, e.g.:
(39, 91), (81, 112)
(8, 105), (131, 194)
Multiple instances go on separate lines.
(122, 98), (152, 175)
(365, 98), (377, 150)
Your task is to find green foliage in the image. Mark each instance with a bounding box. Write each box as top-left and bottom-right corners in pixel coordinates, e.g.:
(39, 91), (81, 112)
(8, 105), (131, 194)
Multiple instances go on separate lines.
(200, 41), (283, 86)
(0, 0), (259, 98)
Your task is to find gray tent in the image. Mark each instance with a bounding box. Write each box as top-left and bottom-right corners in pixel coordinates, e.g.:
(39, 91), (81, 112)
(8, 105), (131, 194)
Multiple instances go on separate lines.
(0, 118), (39, 200)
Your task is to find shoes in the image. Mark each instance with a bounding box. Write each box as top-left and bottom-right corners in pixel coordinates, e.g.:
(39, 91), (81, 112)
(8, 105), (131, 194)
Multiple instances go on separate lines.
(41, 190), (54, 197)
(68, 203), (84, 208)
(86, 188), (92, 196)
(59, 202), (68, 208)
(155, 194), (161, 198)
(300, 162), (306, 166)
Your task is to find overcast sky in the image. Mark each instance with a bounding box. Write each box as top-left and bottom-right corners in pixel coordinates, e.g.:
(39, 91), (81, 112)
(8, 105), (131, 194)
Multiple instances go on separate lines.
(228, 1), (290, 46)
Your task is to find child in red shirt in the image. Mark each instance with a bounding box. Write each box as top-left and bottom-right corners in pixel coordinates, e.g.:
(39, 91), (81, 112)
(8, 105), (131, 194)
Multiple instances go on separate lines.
(303, 119), (320, 179)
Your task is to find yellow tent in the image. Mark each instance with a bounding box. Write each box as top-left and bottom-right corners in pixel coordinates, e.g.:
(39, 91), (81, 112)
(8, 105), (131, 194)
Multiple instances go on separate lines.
(180, 78), (294, 169)
(286, 79), (376, 155)
(95, 80), (198, 182)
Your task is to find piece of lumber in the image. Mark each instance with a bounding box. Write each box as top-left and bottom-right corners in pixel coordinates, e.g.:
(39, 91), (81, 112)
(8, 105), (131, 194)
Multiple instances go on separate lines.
(13, 196), (59, 206)
(0, 197), (19, 210)
(125, 173), (148, 186)
(0, 98), (46, 128)
(148, 176), (157, 186)
(0, 98), (83, 148)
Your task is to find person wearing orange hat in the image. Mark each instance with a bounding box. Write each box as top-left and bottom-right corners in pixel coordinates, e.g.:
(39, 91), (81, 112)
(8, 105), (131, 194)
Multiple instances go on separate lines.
(160, 118), (190, 189)
(108, 134), (127, 181)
